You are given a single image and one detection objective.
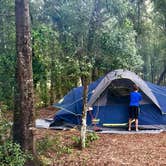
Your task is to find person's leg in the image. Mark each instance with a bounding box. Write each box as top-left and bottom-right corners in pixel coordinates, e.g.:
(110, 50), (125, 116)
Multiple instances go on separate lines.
(128, 106), (133, 131)
(135, 106), (139, 131)
(135, 118), (138, 131)
(128, 118), (132, 131)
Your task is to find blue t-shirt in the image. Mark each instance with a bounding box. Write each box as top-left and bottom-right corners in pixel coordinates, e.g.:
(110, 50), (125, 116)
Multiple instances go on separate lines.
(129, 91), (142, 106)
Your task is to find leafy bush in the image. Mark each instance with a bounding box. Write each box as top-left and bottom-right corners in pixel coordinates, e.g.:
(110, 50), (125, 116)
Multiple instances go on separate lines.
(86, 132), (99, 143)
(37, 135), (72, 157)
(72, 132), (99, 147)
(0, 110), (31, 166)
(0, 110), (12, 144)
(0, 140), (29, 166)
(72, 135), (81, 145)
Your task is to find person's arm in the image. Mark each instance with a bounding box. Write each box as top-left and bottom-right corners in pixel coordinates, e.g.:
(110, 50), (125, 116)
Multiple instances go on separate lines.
(139, 93), (142, 101)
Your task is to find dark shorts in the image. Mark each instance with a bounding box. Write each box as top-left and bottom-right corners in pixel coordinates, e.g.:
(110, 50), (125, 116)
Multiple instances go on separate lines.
(129, 106), (139, 119)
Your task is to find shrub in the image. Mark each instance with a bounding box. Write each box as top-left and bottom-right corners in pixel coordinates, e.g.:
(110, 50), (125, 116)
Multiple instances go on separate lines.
(86, 132), (99, 143)
(0, 110), (31, 166)
(0, 109), (12, 144)
(37, 135), (72, 157)
(0, 140), (29, 166)
(72, 132), (99, 147)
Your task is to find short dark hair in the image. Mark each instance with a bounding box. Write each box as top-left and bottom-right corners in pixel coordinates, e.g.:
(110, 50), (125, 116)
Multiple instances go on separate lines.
(133, 84), (139, 91)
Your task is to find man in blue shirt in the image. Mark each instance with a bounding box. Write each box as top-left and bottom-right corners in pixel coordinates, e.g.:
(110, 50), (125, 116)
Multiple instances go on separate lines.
(128, 84), (142, 131)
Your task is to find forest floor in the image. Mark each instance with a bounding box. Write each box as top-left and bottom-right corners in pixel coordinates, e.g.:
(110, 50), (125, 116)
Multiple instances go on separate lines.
(35, 107), (166, 166)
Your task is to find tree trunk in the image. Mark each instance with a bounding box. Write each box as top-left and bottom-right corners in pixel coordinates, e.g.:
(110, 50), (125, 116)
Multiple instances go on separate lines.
(92, 67), (99, 81)
(87, 0), (101, 82)
(50, 34), (56, 105)
(87, 0), (100, 56)
(13, 0), (35, 164)
(50, 63), (56, 104)
(157, 66), (166, 85)
(80, 76), (88, 149)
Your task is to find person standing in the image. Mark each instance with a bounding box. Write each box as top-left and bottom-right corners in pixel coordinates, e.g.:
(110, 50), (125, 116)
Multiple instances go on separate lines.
(128, 84), (142, 131)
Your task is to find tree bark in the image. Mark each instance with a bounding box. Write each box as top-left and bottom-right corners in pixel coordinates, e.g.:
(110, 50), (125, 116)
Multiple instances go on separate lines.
(79, 1), (101, 148)
(87, 0), (101, 82)
(157, 66), (166, 85)
(13, 0), (35, 164)
(87, 0), (100, 56)
(80, 76), (88, 149)
(50, 33), (56, 105)
(50, 59), (56, 105)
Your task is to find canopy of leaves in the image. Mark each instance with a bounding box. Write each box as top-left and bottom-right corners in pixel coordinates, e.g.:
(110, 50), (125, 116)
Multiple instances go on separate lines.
(0, 0), (165, 108)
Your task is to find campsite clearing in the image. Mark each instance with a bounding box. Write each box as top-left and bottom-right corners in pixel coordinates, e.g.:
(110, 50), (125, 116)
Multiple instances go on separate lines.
(35, 127), (166, 165)
(36, 108), (166, 166)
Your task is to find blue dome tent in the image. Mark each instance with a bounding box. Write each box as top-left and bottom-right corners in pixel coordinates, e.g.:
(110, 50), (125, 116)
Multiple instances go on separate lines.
(51, 69), (166, 129)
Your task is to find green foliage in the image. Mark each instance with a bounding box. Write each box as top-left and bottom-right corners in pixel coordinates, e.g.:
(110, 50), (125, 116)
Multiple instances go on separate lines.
(72, 135), (81, 145)
(0, 119), (11, 143)
(99, 26), (143, 71)
(86, 132), (99, 143)
(0, 110), (30, 166)
(0, 0), (166, 110)
(0, 110), (12, 143)
(0, 110), (31, 166)
(0, 140), (30, 166)
(72, 132), (99, 147)
(37, 135), (72, 157)
(32, 24), (60, 106)
(0, 0), (16, 109)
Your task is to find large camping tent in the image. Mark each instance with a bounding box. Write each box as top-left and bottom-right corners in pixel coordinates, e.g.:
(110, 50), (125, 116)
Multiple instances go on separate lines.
(51, 69), (166, 128)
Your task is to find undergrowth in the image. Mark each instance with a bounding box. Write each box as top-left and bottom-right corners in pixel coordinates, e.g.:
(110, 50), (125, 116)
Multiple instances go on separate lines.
(37, 134), (72, 165)
(0, 109), (31, 166)
(37, 132), (99, 165)
(72, 132), (99, 147)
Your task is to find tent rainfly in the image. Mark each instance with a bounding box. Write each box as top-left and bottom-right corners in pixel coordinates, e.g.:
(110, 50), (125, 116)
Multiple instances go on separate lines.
(51, 69), (166, 128)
